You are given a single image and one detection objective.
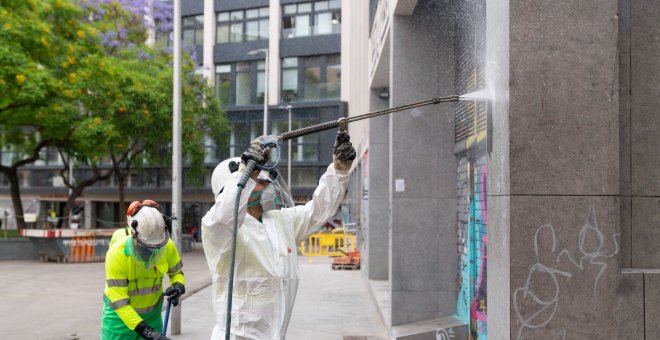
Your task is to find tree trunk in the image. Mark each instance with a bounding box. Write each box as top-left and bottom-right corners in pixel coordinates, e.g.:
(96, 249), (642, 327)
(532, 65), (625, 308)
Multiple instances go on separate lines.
(56, 203), (65, 229)
(0, 140), (53, 229)
(63, 187), (83, 229)
(7, 170), (25, 229)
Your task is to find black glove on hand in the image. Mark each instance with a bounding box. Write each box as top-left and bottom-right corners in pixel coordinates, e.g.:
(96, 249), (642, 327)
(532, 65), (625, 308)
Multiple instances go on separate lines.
(164, 282), (185, 307)
(332, 132), (356, 170)
(134, 321), (171, 340)
(241, 141), (270, 165)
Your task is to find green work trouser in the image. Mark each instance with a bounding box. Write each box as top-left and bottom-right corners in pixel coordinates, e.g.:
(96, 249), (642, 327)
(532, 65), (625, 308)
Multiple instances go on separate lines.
(100, 297), (163, 340)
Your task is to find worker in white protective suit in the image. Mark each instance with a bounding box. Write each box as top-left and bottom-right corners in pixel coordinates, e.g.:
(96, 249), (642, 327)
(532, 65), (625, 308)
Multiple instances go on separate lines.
(201, 131), (356, 339)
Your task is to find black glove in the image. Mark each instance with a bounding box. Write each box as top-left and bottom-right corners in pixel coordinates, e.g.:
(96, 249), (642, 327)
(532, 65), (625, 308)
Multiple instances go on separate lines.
(241, 141), (271, 165)
(134, 321), (171, 340)
(332, 132), (356, 170)
(163, 282), (185, 307)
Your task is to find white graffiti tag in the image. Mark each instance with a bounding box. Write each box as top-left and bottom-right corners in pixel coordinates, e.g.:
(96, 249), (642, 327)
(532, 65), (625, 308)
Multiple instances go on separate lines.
(513, 207), (619, 340)
(436, 327), (455, 340)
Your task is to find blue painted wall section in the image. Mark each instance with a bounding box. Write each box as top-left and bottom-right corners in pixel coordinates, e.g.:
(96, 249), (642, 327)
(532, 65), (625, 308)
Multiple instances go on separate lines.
(456, 155), (488, 339)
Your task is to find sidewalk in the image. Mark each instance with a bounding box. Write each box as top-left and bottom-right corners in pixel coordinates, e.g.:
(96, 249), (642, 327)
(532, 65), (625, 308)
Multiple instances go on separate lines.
(0, 245), (388, 339)
(0, 244), (211, 340)
(170, 256), (389, 340)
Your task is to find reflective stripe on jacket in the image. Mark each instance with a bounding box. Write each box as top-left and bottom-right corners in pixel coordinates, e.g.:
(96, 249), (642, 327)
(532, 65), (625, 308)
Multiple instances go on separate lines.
(102, 237), (184, 332)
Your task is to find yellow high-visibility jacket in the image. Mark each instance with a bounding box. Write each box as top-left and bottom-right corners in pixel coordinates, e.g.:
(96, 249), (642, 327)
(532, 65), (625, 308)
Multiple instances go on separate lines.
(102, 237), (184, 333)
(109, 226), (132, 247)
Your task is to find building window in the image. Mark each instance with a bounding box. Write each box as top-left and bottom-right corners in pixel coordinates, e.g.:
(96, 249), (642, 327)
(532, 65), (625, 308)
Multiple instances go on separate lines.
(282, 0), (341, 39)
(236, 62), (252, 105)
(229, 121), (263, 157)
(183, 15), (204, 46)
(271, 119), (319, 161)
(280, 54), (340, 102)
(281, 58), (298, 102)
(256, 60), (266, 104)
(215, 60), (265, 106)
(215, 64), (231, 105)
(155, 29), (172, 47)
(203, 135), (219, 164)
(217, 7), (269, 44)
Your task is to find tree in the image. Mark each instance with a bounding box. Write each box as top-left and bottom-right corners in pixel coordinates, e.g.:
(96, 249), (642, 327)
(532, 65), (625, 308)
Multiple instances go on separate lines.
(0, 0), (103, 228)
(75, 0), (228, 225)
(74, 46), (228, 226)
(0, 0), (228, 229)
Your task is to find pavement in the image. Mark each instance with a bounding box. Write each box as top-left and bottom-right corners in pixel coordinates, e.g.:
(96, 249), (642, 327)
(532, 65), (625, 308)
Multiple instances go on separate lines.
(0, 244), (388, 340)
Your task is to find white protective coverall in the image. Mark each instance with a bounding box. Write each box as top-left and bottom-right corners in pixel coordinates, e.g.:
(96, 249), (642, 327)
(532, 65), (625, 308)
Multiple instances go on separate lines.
(201, 163), (350, 339)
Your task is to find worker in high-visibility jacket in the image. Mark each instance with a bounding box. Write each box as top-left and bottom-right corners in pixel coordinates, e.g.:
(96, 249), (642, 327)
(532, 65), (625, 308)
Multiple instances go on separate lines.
(101, 199), (185, 340)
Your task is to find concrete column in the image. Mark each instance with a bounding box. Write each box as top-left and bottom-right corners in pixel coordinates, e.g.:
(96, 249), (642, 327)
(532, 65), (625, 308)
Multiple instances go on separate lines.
(203, 0), (215, 85)
(84, 200), (93, 229)
(626, 1), (660, 336)
(366, 92), (389, 281)
(268, 0), (281, 104)
(494, 1), (645, 338)
(485, 0), (511, 337)
(389, 1), (456, 326)
(628, 0), (660, 269)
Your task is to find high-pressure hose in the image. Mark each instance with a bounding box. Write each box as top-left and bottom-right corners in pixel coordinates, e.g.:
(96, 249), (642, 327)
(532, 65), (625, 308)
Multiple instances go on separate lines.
(225, 160), (257, 340)
(223, 94), (458, 339)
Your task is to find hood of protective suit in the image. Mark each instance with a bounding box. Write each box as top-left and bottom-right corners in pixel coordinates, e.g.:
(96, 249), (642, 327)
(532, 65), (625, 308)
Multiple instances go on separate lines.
(211, 157), (242, 198)
(212, 157), (294, 212)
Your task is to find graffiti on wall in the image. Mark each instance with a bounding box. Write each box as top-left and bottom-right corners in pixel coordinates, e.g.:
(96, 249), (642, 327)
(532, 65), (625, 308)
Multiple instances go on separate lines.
(456, 156), (488, 339)
(436, 327), (456, 340)
(512, 207), (620, 339)
(456, 157), (470, 322)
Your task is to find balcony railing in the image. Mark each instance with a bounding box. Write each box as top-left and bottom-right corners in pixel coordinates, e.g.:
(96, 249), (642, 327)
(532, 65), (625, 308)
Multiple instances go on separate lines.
(369, 0), (389, 83)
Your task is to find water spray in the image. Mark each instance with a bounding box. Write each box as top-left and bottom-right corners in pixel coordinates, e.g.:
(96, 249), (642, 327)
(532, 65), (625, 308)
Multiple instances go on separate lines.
(224, 94), (460, 339)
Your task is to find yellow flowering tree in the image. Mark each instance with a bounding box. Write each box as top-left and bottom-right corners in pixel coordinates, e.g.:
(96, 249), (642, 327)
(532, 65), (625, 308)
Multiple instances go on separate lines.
(0, 0), (228, 228)
(0, 0), (103, 228)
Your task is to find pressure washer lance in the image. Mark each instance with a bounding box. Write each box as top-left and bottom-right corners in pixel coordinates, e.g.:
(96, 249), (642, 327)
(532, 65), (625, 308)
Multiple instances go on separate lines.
(277, 95), (459, 142)
(224, 94), (459, 339)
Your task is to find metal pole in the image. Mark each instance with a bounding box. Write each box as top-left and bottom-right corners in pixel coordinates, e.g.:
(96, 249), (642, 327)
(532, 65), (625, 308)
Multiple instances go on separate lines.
(263, 50), (269, 135)
(171, 0), (182, 334)
(68, 154), (73, 228)
(287, 105), (292, 186)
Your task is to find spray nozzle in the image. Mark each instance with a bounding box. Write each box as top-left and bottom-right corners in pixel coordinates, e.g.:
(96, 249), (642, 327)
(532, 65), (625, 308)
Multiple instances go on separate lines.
(337, 118), (348, 134)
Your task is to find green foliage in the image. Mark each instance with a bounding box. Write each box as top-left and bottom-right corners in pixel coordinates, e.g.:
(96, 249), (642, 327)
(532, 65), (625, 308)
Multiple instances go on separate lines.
(0, 229), (24, 239)
(0, 0), (229, 227)
(0, 0), (102, 151)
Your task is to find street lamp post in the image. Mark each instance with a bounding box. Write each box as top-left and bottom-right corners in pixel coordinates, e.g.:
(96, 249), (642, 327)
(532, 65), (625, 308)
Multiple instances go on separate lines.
(247, 48), (269, 135)
(171, 0), (183, 333)
(285, 105), (292, 186)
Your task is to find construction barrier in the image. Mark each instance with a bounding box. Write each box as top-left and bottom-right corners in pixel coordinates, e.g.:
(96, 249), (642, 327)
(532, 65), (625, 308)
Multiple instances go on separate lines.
(299, 232), (356, 257)
(21, 229), (115, 263)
